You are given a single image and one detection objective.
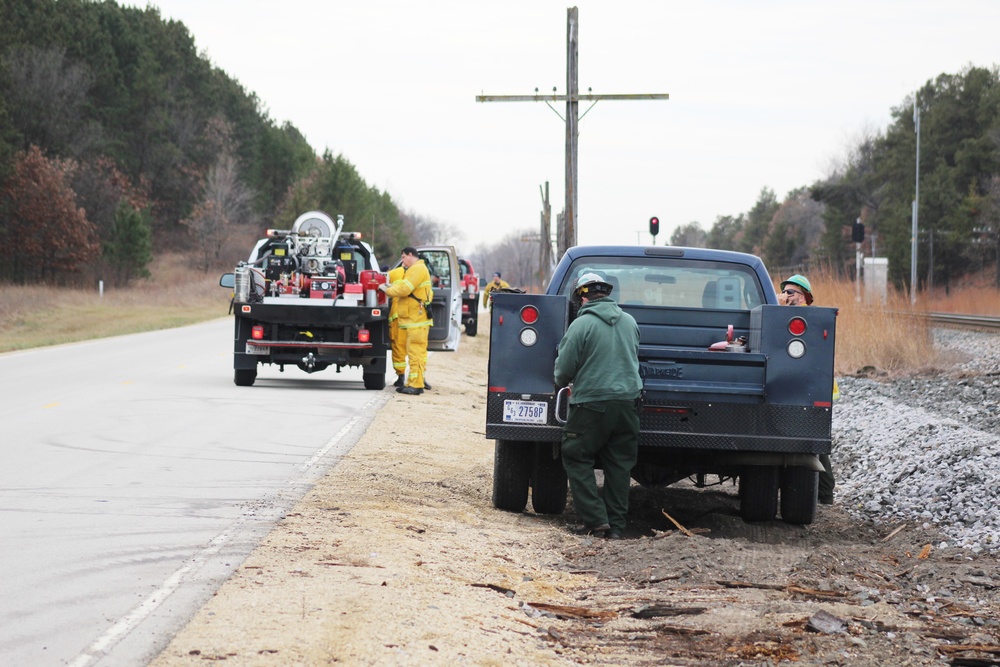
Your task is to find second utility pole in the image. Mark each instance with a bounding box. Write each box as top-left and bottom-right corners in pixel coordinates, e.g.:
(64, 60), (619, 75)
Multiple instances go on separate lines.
(476, 7), (670, 256)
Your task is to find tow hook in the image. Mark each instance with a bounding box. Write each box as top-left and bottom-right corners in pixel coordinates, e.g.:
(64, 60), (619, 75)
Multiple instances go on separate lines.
(302, 352), (316, 370)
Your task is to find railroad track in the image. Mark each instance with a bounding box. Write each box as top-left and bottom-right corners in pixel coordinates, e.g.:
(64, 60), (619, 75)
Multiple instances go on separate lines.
(927, 312), (1000, 331)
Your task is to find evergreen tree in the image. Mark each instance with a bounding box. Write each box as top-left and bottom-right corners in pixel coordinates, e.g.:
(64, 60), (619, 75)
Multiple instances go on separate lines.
(104, 201), (152, 285)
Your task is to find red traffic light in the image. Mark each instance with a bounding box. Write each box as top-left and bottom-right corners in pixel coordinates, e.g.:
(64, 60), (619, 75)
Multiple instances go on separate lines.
(649, 216), (660, 236)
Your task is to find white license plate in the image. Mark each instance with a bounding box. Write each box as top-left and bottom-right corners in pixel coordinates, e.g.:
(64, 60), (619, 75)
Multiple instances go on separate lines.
(245, 342), (270, 355)
(502, 400), (548, 424)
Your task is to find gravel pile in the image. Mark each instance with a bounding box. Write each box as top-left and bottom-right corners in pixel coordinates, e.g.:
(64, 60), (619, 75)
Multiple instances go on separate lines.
(833, 328), (1000, 553)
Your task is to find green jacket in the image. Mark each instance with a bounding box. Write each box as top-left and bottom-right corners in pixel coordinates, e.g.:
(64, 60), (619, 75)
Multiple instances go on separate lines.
(554, 297), (641, 404)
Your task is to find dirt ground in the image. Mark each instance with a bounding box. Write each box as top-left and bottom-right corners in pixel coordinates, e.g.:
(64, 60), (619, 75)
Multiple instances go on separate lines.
(151, 321), (1000, 667)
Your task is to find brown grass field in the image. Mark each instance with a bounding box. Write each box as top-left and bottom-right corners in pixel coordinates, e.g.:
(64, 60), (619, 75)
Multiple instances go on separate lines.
(1, 253), (997, 377)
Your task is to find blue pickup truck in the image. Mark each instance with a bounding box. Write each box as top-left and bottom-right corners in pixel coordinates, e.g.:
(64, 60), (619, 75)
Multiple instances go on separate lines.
(485, 245), (838, 525)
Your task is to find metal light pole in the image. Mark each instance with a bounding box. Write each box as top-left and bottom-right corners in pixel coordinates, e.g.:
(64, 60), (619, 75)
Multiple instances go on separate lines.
(910, 95), (920, 306)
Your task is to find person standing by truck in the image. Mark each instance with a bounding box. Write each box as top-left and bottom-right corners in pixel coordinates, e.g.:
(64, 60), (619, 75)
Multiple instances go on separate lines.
(386, 266), (407, 388)
(554, 273), (642, 539)
(379, 247), (433, 395)
(481, 272), (509, 308)
(778, 274), (838, 504)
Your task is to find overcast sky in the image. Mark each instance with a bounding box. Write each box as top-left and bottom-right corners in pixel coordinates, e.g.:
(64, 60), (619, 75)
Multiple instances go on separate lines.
(139, 0), (1000, 254)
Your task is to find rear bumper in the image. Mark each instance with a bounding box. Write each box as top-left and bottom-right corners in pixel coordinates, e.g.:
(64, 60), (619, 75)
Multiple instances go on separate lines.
(485, 391), (831, 455)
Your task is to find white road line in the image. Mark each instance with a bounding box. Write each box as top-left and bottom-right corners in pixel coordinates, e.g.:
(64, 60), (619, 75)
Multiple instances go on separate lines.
(68, 396), (383, 667)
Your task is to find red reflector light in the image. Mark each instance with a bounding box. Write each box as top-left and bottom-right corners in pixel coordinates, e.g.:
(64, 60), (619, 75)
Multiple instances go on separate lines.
(357, 328), (370, 343)
(520, 306), (539, 324)
(788, 317), (806, 336)
(251, 325), (265, 340)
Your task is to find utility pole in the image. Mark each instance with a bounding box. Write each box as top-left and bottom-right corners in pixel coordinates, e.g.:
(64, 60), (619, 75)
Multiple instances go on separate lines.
(476, 7), (669, 258)
(911, 95), (920, 305)
(539, 181), (553, 287)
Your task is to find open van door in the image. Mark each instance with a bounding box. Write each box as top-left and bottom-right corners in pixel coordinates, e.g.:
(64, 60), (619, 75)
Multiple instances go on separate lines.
(418, 246), (462, 351)
(391, 246), (462, 351)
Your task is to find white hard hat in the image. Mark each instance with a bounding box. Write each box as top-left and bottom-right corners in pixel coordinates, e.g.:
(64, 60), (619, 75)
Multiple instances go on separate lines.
(574, 272), (613, 296)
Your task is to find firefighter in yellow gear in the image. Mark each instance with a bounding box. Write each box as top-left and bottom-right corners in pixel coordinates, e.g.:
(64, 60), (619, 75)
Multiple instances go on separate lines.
(481, 271), (510, 308)
(386, 266), (407, 387)
(379, 247), (433, 395)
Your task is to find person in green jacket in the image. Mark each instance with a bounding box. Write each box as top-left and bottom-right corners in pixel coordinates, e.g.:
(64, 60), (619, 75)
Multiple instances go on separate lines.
(554, 273), (642, 540)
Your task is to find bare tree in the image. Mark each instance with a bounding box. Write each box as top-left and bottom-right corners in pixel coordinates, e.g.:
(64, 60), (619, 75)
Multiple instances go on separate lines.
(182, 153), (257, 271)
(2, 46), (101, 157)
(469, 229), (541, 290)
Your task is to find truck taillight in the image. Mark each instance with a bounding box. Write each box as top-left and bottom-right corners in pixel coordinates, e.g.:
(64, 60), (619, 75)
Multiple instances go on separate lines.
(251, 325), (265, 340)
(520, 305), (539, 324)
(788, 317), (806, 336)
(357, 328), (370, 343)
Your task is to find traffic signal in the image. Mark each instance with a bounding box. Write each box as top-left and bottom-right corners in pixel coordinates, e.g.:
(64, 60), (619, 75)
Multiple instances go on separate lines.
(649, 216), (660, 237)
(852, 219), (865, 243)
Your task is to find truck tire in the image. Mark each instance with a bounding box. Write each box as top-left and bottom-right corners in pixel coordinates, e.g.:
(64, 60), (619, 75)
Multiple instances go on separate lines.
(739, 466), (778, 522)
(530, 442), (567, 515)
(465, 316), (478, 337)
(492, 440), (531, 512)
(363, 372), (386, 390)
(780, 466), (818, 525)
(234, 368), (257, 386)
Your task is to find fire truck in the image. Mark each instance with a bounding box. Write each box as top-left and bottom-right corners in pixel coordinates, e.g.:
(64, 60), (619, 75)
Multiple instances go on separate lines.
(219, 211), (390, 389)
(485, 245), (838, 525)
(459, 258), (479, 336)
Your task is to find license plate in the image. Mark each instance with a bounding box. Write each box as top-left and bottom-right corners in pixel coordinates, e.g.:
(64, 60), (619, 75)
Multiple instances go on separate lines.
(245, 342), (270, 354)
(502, 400), (548, 424)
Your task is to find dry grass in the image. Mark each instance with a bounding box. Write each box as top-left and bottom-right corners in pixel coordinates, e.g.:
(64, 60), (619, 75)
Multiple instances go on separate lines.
(793, 267), (1000, 377)
(813, 270), (932, 376)
(0, 253), (230, 354)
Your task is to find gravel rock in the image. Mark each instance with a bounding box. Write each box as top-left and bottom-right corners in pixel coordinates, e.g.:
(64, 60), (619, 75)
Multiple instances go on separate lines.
(833, 328), (1000, 552)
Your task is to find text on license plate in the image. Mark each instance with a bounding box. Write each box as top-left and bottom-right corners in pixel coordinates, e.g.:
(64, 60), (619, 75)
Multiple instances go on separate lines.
(502, 400), (548, 424)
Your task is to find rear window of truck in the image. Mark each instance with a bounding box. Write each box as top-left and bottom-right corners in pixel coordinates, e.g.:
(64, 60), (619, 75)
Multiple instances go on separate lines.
(558, 256), (765, 310)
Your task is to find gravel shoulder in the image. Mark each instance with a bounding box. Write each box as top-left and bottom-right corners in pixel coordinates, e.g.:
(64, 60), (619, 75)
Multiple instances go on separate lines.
(150, 324), (1000, 666)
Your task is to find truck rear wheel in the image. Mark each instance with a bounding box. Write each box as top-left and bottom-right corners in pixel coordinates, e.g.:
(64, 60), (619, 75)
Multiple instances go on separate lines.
(363, 372), (385, 390)
(739, 466), (778, 522)
(465, 316), (478, 337)
(780, 466), (818, 525)
(530, 443), (567, 514)
(234, 368), (257, 386)
(492, 440), (531, 512)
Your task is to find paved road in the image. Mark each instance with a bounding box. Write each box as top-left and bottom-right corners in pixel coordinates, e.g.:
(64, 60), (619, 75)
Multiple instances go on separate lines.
(0, 319), (388, 666)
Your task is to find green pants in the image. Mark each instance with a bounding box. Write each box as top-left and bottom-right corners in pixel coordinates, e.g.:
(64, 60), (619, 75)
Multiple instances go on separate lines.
(561, 399), (639, 532)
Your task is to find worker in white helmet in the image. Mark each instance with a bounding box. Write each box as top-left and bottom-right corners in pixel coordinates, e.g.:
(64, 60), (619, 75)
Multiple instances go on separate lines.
(554, 273), (642, 540)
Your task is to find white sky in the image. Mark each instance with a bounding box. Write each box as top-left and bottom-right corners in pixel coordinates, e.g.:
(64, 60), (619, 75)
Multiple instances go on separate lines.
(139, 0), (1000, 254)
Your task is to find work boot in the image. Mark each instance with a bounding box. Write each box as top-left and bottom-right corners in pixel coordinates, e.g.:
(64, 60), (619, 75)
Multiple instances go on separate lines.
(422, 379), (432, 390)
(398, 386), (423, 395)
(393, 374), (405, 388)
(605, 529), (624, 540)
(573, 523), (610, 538)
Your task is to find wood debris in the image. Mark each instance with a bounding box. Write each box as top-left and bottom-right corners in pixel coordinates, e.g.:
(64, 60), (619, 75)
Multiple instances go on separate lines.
(661, 509), (696, 537)
(716, 580), (786, 591)
(631, 605), (706, 619)
(526, 601), (617, 621)
(471, 583), (516, 597)
(881, 524), (908, 542)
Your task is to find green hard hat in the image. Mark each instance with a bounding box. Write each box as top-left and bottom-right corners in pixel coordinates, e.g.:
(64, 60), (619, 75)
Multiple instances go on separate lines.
(780, 274), (813, 304)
